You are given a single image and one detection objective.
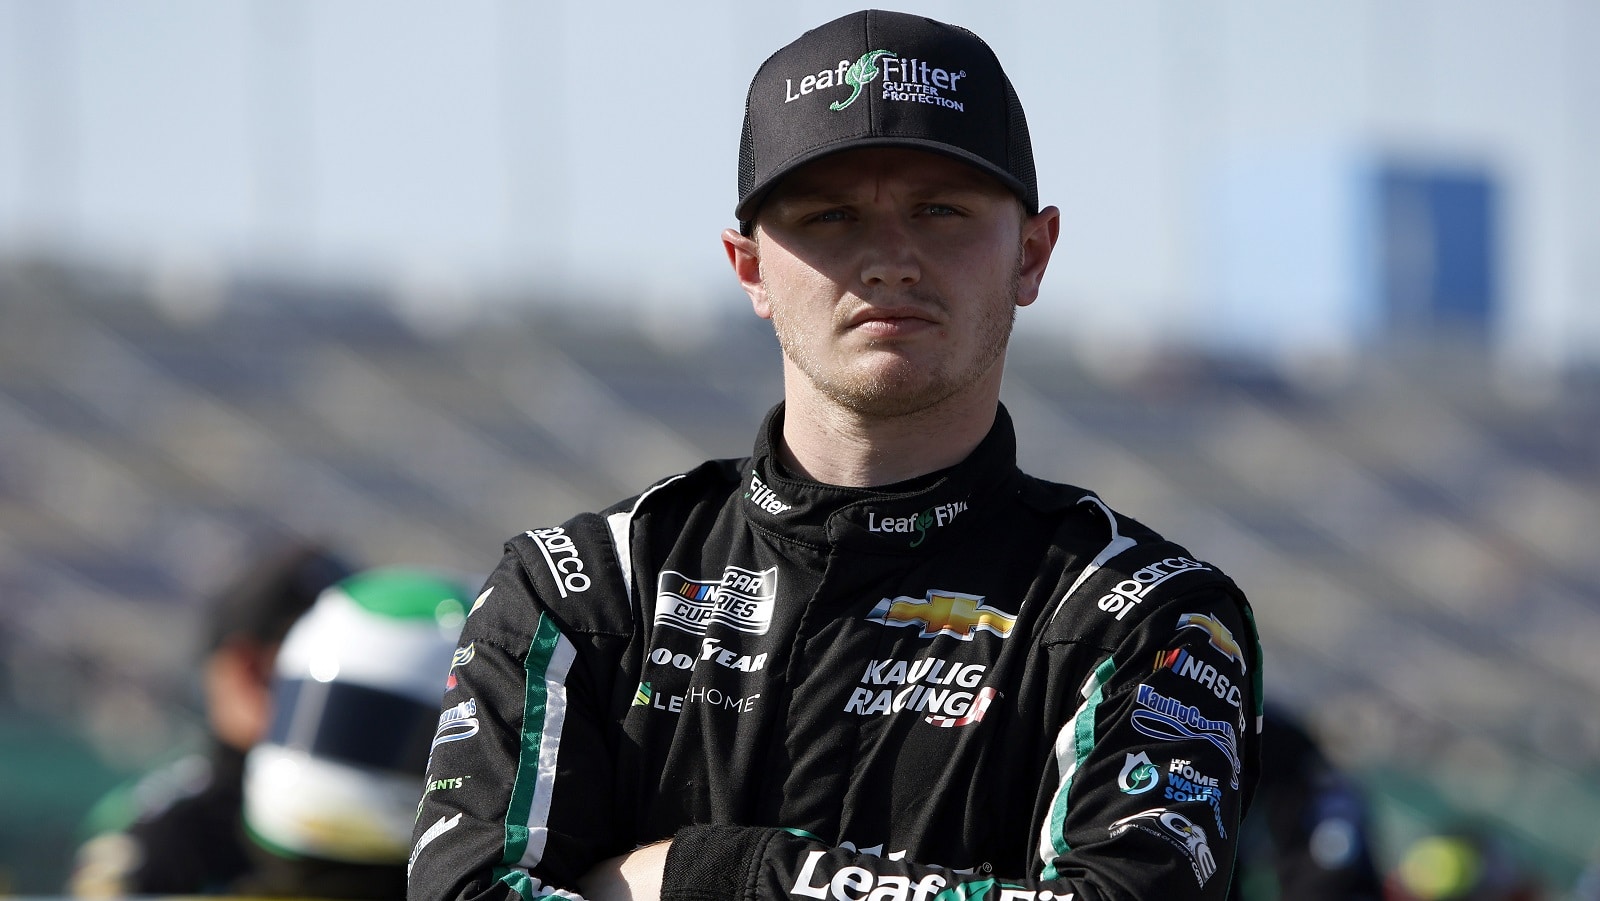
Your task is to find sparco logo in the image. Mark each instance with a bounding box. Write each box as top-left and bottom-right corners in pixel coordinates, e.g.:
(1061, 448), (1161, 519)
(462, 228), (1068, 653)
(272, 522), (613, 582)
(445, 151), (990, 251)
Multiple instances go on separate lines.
(655, 566), (777, 636)
(745, 472), (792, 515)
(1096, 556), (1211, 621)
(529, 527), (590, 597)
(866, 500), (966, 547)
(866, 589), (1016, 640)
(785, 50), (970, 114)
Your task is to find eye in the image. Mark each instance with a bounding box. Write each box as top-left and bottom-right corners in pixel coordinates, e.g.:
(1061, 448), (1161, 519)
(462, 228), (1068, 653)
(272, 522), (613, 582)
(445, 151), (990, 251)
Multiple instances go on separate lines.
(922, 203), (963, 217)
(804, 207), (854, 225)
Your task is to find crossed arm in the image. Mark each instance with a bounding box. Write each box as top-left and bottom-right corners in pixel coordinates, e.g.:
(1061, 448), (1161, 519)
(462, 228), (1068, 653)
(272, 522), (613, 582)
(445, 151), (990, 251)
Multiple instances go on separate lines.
(575, 842), (670, 901)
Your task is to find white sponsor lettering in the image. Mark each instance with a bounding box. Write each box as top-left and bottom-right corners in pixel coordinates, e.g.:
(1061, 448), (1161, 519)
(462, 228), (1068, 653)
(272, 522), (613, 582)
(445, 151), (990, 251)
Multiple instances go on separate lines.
(1097, 557), (1211, 621)
(1172, 650), (1243, 708)
(1000, 891), (1073, 901)
(646, 639), (768, 674)
(861, 657), (986, 688)
(700, 637), (768, 672)
(787, 851), (1068, 901)
(789, 851), (948, 901)
(407, 812), (461, 876)
(1168, 759), (1228, 838)
(747, 473), (793, 515)
(650, 686), (761, 714)
(1168, 758), (1219, 787)
(655, 566), (778, 636)
(784, 61), (853, 103)
(432, 698), (479, 749)
(783, 56), (968, 110)
(1108, 808), (1217, 887)
(529, 527), (592, 597)
(880, 57), (965, 92)
(865, 501), (966, 547)
(844, 656), (991, 718)
(844, 684), (976, 718)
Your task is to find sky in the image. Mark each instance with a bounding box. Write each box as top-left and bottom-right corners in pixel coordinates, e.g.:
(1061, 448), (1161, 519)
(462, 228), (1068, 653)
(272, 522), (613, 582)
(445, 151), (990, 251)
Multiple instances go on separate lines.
(1, 0), (1595, 360)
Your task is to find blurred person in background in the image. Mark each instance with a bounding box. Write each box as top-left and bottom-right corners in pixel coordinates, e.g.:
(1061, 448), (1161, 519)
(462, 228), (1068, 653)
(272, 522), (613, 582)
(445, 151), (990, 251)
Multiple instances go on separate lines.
(409, 9), (1263, 901)
(67, 542), (353, 897)
(1230, 703), (1385, 901)
(230, 566), (472, 899)
(1384, 824), (1543, 901)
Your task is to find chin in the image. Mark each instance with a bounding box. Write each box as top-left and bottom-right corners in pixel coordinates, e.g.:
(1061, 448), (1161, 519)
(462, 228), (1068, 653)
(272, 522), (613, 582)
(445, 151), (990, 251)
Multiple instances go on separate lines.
(832, 374), (960, 419)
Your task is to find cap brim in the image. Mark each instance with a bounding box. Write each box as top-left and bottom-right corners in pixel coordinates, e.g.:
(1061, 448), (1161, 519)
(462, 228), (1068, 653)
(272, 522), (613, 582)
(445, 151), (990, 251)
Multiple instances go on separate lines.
(735, 137), (1034, 227)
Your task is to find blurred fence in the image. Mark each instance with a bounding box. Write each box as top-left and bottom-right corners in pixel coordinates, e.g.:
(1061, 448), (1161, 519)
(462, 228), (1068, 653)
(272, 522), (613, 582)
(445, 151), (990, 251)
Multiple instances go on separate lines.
(1, 256), (1597, 893)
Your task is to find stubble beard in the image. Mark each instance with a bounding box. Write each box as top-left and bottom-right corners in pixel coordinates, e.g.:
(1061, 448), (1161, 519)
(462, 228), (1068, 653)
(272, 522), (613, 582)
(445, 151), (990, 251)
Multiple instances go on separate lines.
(769, 258), (1023, 420)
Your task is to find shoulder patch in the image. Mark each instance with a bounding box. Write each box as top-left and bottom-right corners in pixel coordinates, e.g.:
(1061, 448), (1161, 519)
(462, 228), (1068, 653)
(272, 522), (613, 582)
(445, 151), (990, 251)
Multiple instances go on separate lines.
(507, 512), (630, 636)
(1040, 495), (1237, 648)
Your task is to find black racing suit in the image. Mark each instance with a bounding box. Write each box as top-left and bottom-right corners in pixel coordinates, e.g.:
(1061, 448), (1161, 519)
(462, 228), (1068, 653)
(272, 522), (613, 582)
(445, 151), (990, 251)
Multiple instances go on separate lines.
(68, 741), (252, 897)
(409, 404), (1264, 901)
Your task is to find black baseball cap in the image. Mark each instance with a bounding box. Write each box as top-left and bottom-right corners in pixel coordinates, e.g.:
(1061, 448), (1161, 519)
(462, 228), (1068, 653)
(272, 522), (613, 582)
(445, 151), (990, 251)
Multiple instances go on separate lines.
(736, 9), (1037, 233)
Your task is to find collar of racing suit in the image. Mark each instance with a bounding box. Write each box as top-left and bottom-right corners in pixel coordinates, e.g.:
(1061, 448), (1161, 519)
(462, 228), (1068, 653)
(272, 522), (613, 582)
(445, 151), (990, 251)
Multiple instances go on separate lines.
(741, 402), (1022, 554)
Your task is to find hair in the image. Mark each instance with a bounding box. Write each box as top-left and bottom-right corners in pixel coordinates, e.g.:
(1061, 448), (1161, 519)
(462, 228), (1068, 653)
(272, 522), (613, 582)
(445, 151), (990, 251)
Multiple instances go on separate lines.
(205, 542), (354, 652)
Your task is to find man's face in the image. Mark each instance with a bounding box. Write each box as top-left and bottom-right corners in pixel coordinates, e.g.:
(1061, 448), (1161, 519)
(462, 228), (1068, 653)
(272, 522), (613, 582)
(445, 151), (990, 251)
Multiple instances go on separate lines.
(727, 148), (1057, 419)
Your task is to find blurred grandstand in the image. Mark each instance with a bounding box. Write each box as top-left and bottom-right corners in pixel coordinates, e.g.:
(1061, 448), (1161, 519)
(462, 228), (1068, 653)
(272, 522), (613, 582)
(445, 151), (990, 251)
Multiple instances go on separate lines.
(1, 254), (1597, 893)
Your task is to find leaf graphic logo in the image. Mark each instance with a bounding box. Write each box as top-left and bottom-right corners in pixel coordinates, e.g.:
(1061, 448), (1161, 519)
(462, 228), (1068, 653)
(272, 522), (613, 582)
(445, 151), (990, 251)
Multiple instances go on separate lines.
(1118, 751), (1160, 794)
(830, 50), (896, 111)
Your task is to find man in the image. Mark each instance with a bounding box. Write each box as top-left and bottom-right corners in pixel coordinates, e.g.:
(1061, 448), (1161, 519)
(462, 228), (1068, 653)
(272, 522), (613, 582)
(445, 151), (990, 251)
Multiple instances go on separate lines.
(409, 10), (1262, 901)
(69, 542), (353, 897)
(1230, 705), (1383, 901)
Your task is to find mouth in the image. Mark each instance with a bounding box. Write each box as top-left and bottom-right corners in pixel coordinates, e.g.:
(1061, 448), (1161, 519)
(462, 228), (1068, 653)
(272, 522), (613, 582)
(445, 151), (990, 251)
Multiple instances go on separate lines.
(849, 313), (940, 342)
(845, 304), (942, 333)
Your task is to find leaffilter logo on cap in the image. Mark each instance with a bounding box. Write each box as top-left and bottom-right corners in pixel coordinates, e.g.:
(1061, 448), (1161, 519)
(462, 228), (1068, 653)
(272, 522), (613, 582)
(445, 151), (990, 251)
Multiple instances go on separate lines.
(783, 50), (970, 113)
(830, 50), (896, 111)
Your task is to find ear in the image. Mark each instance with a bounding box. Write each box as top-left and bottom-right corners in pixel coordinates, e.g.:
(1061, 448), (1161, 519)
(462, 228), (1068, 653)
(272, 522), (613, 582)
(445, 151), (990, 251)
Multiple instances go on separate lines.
(722, 228), (771, 319)
(205, 637), (278, 750)
(1014, 205), (1061, 309)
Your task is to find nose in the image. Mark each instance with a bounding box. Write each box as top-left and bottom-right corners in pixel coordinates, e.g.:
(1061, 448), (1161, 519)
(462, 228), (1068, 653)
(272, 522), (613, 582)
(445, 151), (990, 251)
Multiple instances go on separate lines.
(858, 217), (921, 289)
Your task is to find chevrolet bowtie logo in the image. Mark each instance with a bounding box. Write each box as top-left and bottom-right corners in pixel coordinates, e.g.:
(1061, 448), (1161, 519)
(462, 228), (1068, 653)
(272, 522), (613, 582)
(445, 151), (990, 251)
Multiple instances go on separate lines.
(868, 590), (1018, 640)
(1176, 612), (1246, 671)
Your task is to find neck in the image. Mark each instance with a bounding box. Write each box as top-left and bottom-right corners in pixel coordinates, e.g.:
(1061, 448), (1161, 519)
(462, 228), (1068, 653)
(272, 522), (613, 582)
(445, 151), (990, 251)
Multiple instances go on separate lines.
(777, 371), (1002, 488)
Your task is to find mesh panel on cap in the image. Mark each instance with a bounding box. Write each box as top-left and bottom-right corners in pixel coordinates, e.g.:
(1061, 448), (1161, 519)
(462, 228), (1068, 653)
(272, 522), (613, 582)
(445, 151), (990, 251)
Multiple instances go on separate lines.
(1003, 77), (1038, 213)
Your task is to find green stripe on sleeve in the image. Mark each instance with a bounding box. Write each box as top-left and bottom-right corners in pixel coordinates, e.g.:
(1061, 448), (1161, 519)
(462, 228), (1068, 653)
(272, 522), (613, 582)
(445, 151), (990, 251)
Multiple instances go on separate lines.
(503, 614), (576, 870)
(1241, 603), (1266, 730)
(1037, 655), (1117, 879)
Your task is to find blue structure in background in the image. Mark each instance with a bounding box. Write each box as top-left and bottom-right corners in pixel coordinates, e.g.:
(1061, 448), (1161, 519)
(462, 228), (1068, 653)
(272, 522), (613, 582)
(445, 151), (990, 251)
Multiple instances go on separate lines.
(1376, 163), (1499, 339)
(1205, 149), (1501, 356)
